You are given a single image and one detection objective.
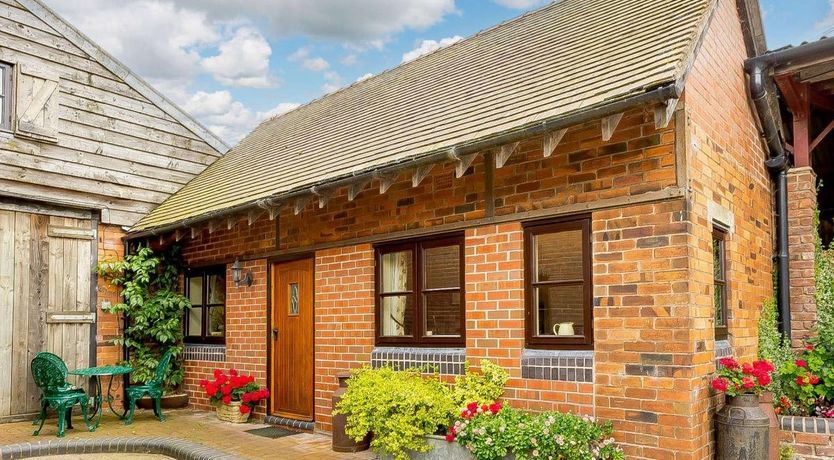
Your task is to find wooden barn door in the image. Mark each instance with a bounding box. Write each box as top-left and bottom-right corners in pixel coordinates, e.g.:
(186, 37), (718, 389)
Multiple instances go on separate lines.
(0, 209), (95, 420)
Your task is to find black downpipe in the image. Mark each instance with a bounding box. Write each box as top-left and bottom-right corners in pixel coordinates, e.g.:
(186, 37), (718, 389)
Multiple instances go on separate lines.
(749, 63), (792, 338)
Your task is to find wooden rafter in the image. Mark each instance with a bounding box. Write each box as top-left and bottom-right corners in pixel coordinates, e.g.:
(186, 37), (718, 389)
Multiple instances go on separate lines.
(543, 129), (567, 158)
(453, 152), (478, 178)
(811, 119), (834, 152)
(375, 171), (399, 194)
(412, 164), (434, 187)
(653, 98), (678, 129)
(776, 74), (811, 167)
(495, 142), (520, 169)
(348, 177), (372, 201)
(601, 113), (623, 141)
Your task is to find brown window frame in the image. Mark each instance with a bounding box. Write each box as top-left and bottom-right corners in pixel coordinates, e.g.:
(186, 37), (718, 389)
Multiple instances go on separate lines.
(524, 216), (593, 350)
(374, 234), (465, 347)
(713, 227), (729, 341)
(0, 62), (12, 131)
(184, 265), (226, 344)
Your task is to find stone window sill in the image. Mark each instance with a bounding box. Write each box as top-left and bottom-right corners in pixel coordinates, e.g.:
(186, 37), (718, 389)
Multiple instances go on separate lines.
(521, 349), (593, 382)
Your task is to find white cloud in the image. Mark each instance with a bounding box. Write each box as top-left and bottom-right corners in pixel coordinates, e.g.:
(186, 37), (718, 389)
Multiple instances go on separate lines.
(356, 73), (374, 82)
(492, 0), (549, 8)
(47, 0), (217, 85)
(201, 27), (274, 88)
(340, 54), (359, 66)
(289, 47), (331, 72)
(176, 0), (457, 43)
(322, 71), (344, 93)
(402, 36), (463, 63)
(182, 91), (298, 145)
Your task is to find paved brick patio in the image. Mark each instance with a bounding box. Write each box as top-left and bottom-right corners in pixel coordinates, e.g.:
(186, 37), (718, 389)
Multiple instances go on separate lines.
(0, 410), (375, 460)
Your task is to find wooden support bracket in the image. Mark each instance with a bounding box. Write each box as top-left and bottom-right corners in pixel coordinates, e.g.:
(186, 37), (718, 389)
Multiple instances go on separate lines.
(247, 208), (265, 226)
(653, 98), (679, 129)
(375, 171), (399, 194)
(543, 129), (567, 158)
(175, 228), (186, 241)
(601, 113), (623, 141)
(811, 118), (834, 153)
(293, 195), (311, 215)
(226, 216), (237, 231)
(412, 164), (434, 187)
(495, 142), (520, 169)
(348, 177), (372, 201)
(311, 186), (334, 208)
(453, 152), (479, 178)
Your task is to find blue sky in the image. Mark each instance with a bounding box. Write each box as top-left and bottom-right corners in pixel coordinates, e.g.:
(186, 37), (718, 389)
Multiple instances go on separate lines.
(45, 0), (824, 146)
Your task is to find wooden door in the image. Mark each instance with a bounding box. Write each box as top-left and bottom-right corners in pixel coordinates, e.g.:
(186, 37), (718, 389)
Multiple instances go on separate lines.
(270, 258), (314, 421)
(0, 209), (94, 420)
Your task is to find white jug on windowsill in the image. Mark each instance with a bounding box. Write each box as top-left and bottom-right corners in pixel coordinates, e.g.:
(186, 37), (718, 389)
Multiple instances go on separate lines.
(553, 322), (574, 336)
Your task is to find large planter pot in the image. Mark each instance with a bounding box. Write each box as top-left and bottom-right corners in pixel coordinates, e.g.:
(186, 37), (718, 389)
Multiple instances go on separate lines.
(332, 373), (370, 453)
(215, 401), (251, 423)
(716, 393), (769, 460)
(137, 393), (189, 410)
(379, 435), (513, 460)
(758, 391), (780, 460)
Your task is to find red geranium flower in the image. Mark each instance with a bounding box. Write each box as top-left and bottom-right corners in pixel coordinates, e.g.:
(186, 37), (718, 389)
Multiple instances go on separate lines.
(741, 363), (754, 374)
(489, 402), (502, 414)
(239, 404), (251, 414)
(742, 377), (755, 389)
(229, 368), (238, 376)
(213, 369), (223, 379)
(796, 359), (808, 368)
(756, 373), (771, 386)
(718, 357), (739, 370)
(221, 384), (233, 396)
(222, 395), (232, 405)
(711, 377), (729, 392)
(806, 344), (815, 351)
(445, 433), (456, 442)
(810, 375), (821, 385)
(796, 375), (806, 386)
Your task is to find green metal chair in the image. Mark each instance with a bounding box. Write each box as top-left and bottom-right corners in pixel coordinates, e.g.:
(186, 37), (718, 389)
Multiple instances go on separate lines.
(31, 352), (94, 437)
(124, 349), (174, 425)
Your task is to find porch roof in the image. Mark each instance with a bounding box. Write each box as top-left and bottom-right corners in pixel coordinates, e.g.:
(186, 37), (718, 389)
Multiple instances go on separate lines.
(131, 0), (713, 234)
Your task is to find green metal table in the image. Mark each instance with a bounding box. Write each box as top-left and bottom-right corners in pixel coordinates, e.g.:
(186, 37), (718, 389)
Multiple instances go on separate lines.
(68, 365), (133, 428)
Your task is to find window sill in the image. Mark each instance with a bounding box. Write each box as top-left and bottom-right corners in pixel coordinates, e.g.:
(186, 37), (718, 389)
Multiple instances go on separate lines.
(183, 344), (226, 362)
(371, 347), (465, 375)
(521, 348), (593, 382)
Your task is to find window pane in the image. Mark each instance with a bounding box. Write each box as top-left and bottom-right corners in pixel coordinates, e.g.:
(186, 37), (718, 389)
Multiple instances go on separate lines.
(424, 245), (460, 289)
(380, 295), (413, 336)
(187, 307), (202, 336)
(188, 277), (203, 305)
(289, 283), (299, 315)
(713, 239), (723, 279)
(535, 230), (583, 282)
(715, 284), (725, 326)
(424, 291), (461, 337)
(207, 273), (226, 304)
(534, 284), (584, 337)
(208, 306), (225, 337)
(0, 67), (4, 96)
(381, 250), (412, 293)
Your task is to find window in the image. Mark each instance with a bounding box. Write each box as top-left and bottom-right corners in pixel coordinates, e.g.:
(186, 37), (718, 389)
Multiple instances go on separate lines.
(376, 235), (464, 346)
(0, 62), (12, 131)
(524, 217), (592, 349)
(185, 266), (226, 343)
(713, 228), (728, 340)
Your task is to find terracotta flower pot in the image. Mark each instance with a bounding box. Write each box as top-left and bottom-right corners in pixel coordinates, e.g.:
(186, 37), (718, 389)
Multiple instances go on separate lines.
(216, 401), (251, 423)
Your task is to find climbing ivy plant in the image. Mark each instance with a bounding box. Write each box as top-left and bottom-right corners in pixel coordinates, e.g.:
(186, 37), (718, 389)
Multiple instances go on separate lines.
(97, 245), (189, 389)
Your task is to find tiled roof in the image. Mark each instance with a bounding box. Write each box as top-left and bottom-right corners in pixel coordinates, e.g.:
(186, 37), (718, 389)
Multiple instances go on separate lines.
(132, 0), (712, 232)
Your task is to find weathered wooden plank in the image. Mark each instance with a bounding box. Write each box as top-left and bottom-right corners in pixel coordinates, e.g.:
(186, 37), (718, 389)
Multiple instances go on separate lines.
(48, 224), (95, 239)
(0, 148), (183, 195)
(60, 89), (204, 141)
(0, 13), (89, 60)
(61, 231), (77, 373)
(26, 213), (48, 411)
(0, 163), (169, 204)
(0, 197), (92, 220)
(75, 235), (92, 379)
(0, 0), (78, 44)
(0, 178), (157, 215)
(60, 79), (177, 123)
(0, 211), (15, 416)
(58, 133), (209, 174)
(0, 29), (115, 80)
(10, 211), (31, 414)
(46, 216), (63, 358)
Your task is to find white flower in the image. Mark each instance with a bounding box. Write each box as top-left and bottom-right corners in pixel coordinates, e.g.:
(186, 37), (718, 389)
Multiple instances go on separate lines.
(499, 426), (505, 433)
(555, 435), (565, 446)
(477, 407), (483, 414)
(486, 438), (493, 445)
(531, 437), (538, 445)
(533, 449), (540, 457)
(543, 428), (550, 435)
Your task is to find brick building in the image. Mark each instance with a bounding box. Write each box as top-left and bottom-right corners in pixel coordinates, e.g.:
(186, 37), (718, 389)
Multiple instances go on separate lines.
(127, 0), (777, 458)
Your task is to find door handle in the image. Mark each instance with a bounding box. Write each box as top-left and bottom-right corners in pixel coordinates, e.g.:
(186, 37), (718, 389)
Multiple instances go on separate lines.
(272, 328), (279, 340)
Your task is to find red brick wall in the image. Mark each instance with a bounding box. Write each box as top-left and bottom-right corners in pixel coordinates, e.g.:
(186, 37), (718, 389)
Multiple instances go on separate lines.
(182, 260), (269, 418)
(313, 245), (376, 432)
(465, 223), (594, 414)
(787, 167), (818, 347)
(95, 224), (126, 399)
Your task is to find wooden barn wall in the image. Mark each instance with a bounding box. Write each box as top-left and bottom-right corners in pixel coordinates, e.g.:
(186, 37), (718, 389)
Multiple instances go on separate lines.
(0, 0), (221, 227)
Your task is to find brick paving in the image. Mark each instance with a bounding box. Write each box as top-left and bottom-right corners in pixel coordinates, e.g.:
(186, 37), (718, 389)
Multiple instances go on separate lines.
(0, 410), (375, 460)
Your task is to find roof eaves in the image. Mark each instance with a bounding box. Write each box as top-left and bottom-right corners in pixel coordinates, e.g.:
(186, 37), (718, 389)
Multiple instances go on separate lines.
(18, 0), (231, 155)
